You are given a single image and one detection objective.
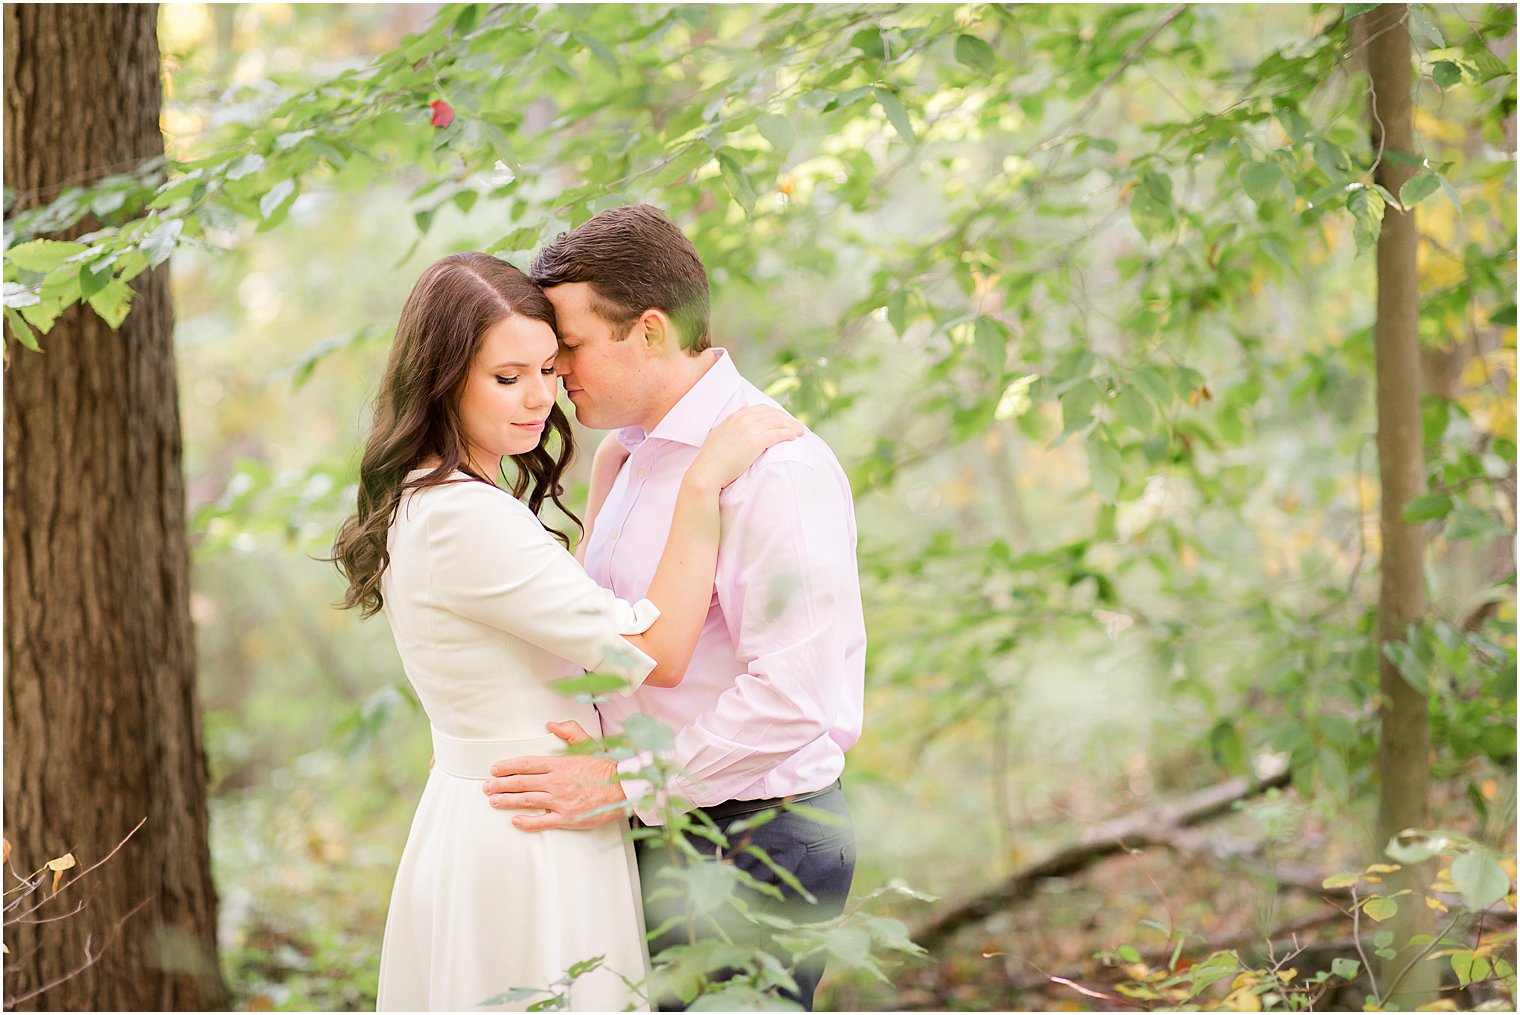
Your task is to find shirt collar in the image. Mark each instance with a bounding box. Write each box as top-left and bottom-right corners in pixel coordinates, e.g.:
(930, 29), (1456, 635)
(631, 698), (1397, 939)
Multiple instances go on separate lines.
(615, 349), (741, 451)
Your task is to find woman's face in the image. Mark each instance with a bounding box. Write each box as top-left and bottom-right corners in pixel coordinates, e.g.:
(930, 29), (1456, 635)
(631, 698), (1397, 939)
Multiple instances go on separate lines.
(456, 313), (559, 474)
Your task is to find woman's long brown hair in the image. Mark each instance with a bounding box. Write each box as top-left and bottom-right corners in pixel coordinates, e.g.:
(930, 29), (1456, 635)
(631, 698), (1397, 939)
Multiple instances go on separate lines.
(331, 253), (580, 617)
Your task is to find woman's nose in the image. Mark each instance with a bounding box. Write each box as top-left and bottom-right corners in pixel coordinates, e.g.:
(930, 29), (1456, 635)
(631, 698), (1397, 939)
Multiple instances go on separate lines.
(529, 372), (555, 408)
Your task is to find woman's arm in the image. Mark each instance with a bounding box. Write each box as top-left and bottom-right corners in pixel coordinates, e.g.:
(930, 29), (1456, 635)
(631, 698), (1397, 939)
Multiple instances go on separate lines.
(577, 433), (631, 564)
(621, 406), (803, 687)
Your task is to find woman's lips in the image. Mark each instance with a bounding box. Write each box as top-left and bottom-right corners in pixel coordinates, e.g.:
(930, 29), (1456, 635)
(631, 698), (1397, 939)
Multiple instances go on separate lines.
(513, 420), (547, 432)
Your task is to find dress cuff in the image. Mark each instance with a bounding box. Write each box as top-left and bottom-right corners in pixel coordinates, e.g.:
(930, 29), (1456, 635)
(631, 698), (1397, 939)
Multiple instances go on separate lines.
(612, 597), (660, 635)
(597, 598), (660, 695)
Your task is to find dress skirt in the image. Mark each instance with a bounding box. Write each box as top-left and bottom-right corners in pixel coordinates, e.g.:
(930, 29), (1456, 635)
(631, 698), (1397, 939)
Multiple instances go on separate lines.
(376, 730), (650, 1012)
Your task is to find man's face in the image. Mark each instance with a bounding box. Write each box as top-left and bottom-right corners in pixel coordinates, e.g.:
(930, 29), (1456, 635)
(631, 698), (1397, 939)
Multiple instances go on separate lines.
(544, 282), (652, 430)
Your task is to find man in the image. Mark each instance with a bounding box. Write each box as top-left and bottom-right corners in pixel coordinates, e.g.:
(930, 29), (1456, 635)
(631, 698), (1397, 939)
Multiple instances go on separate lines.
(482, 204), (865, 1010)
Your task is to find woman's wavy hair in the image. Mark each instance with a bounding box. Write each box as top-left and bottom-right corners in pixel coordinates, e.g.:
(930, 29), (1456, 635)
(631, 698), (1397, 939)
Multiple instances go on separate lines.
(331, 252), (580, 617)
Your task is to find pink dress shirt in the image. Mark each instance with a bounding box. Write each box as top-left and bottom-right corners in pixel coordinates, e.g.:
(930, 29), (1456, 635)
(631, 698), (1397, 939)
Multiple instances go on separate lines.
(588, 349), (866, 824)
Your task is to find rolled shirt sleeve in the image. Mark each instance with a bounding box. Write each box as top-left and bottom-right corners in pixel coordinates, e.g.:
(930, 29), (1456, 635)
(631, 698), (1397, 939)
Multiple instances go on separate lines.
(427, 481), (659, 690)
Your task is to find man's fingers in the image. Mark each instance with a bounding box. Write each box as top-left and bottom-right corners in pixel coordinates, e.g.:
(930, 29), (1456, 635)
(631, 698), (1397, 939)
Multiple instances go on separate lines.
(488, 791), (555, 811)
(482, 775), (543, 796)
(489, 755), (553, 778)
(512, 812), (572, 832)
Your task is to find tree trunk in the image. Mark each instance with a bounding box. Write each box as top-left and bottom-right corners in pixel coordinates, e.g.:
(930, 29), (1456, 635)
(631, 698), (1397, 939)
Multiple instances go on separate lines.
(1365, 4), (1438, 1008)
(3, 5), (228, 1010)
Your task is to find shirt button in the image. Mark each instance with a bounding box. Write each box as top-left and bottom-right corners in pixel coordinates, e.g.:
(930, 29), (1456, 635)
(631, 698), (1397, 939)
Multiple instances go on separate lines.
(608, 530), (619, 539)
(635, 468), (647, 479)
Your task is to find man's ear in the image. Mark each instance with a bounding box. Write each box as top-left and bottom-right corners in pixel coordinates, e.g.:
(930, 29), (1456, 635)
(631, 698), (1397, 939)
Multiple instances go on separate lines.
(638, 309), (677, 355)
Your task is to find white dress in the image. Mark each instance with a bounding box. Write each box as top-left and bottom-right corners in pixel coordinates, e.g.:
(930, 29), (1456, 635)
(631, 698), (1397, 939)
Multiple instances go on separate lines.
(375, 473), (655, 1012)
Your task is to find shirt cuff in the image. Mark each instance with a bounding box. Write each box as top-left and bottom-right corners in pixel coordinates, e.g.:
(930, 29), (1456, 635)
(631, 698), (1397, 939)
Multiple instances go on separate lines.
(616, 752), (659, 824)
(598, 598), (660, 696)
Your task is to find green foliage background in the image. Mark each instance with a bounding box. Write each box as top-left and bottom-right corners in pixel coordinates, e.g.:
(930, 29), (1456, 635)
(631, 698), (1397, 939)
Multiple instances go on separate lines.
(4, 2), (1516, 1009)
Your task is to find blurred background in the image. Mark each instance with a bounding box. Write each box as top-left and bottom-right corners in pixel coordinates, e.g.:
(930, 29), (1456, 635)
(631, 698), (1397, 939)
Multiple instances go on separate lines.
(46, 2), (1512, 1009)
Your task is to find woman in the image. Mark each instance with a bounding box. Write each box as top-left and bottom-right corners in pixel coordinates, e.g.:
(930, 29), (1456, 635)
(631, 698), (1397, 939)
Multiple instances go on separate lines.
(331, 252), (801, 1011)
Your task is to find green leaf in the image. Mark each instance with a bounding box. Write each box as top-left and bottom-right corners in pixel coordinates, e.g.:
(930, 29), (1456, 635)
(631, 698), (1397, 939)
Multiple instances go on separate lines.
(1129, 171), (1174, 240)
(1402, 492), (1452, 521)
(259, 179), (297, 220)
(5, 239), (88, 273)
(573, 32), (620, 77)
(224, 153), (265, 181)
(954, 34), (997, 74)
(1451, 848), (1510, 910)
(87, 279), (133, 329)
(550, 672), (631, 697)
(1313, 139), (1353, 181)
(1085, 431), (1122, 503)
(4, 306), (40, 351)
(1451, 951), (1492, 987)
(1348, 187), (1384, 252)
(1361, 895), (1398, 922)
(18, 292), (60, 332)
(1432, 60), (1463, 89)
(1058, 377), (1102, 438)
(1113, 387), (1155, 431)
(1437, 173), (1461, 212)
(1407, 4), (1445, 49)
(1117, 944), (1142, 963)
(715, 149), (757, 217)
(1399, 171), (1442, 208)
(973, 317), (1006, 375)
(875, 88), (914, 144)
(1241, 161), (1290, 206)
(141, 218), (183, 269)
(78, 260), (113, 300)
(886, 290), (910, 336)
(850, 27), (885, 59)
(622, 713), (674, 753)
(1331, 957), (1361, 979)
(1322, 872), (1361, 889)
(755, 113), (796, 156)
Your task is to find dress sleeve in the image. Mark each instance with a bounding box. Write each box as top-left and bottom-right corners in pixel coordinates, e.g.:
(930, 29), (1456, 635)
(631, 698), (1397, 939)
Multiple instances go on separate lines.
(424, 481), (659, 689)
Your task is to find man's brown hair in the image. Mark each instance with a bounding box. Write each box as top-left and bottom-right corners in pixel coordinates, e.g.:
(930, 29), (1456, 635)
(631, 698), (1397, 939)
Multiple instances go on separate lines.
(530, 204), (711, 353)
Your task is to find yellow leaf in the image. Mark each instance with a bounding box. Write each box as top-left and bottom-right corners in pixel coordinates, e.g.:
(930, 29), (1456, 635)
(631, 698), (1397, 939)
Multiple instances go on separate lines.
(1363, 875), (1383, 884)
(51, 869), (62, 894)
(1426, 895), (1450, 912)
(1366, 864), (1403, 874)
(2, 838), (9, 863)
(1414, 1000), (1459, 1011)
(1225, 987), (1263, 1011)
(1277, 967), (1298, 982)
(1232, 972), (1262, 990)
(45, 853), (76, 873)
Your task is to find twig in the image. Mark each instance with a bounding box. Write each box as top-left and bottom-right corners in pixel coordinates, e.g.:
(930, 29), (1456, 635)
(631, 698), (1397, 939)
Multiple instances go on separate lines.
(914, 761), (1292, 950)
(1348, 884), (1381, 1001)
(2, 896), (150, 1007)
(6, 817), (147, 922)
(1378, 908), (1469, 1005)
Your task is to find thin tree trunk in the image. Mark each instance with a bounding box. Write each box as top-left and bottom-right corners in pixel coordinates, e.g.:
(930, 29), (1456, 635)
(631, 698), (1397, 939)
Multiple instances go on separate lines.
(1365, 4), (1438, 1008)
(3, 5), (228, 1009)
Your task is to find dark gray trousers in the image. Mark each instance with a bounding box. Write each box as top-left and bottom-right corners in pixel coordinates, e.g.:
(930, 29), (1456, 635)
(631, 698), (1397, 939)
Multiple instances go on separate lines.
(635, 784), (856, 1011)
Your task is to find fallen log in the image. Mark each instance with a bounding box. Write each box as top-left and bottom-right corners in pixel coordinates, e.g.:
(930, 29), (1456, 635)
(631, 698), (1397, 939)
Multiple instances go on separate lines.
(913, 760), (1293, 952)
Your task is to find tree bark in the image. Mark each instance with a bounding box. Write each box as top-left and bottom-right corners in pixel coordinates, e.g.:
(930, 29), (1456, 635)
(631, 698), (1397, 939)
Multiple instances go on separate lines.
(1364, 4), (1438, 1008)
(3, 5), (228, 1010)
